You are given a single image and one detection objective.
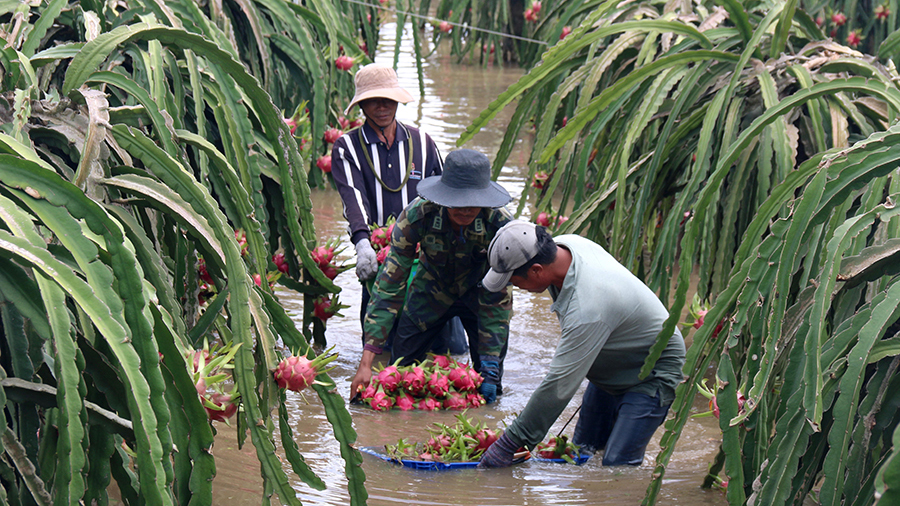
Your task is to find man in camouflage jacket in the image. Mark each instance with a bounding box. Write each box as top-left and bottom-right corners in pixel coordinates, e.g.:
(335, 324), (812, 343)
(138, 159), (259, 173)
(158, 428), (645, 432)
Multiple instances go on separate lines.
(350, 149), (513, 404)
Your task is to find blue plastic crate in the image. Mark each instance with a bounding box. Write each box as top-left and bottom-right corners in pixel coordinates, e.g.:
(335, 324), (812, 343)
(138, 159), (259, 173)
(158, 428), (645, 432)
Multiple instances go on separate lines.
(359, 446), (587, 470)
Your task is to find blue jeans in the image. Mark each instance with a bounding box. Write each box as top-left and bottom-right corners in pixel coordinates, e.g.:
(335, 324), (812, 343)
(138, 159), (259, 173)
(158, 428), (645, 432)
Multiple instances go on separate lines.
(572, 383), (670, 466)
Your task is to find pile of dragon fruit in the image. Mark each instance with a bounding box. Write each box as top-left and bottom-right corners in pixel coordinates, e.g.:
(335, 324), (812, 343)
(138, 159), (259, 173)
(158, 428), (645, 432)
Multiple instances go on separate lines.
(359, 354), (486, 411)
(384, 413), (502, 462)
(534, 435), (581, 462)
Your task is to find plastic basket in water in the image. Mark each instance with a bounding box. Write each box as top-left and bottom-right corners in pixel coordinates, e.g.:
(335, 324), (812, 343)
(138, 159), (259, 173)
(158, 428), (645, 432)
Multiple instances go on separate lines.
(530, 453), (591, 465)
(358, 446), (530, 471)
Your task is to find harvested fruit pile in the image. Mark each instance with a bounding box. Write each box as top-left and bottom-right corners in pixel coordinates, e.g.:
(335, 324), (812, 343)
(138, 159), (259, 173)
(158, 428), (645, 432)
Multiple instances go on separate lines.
(384, 413), (501, 463)
(359, 354), (486, 411)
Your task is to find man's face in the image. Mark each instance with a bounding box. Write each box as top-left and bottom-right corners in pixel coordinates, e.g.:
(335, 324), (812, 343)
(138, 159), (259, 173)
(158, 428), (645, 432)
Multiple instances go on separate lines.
(447, 207), (481, 228)
(360, 98), (399, 129)
(509, 267), (549, 293)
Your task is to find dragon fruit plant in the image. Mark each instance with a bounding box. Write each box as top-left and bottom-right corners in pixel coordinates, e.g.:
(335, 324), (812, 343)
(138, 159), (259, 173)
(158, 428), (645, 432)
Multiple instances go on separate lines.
(273, 346), (338, 393)
(384, 413), (502, 463)
(186, 339), (242, 423)
(694, 377), (747, 420)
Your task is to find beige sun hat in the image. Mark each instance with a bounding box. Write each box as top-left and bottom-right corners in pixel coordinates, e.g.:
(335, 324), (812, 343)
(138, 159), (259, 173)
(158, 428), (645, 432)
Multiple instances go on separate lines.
(345, 63), (415, 115)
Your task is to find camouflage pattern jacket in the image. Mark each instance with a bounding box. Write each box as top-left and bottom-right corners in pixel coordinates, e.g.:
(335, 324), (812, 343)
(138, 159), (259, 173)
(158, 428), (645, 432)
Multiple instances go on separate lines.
(363, 197), (512, 357)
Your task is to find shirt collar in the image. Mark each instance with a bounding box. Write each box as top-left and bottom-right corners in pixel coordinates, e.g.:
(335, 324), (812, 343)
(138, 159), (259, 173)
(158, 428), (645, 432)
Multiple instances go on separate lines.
(360, 121), (408, 145)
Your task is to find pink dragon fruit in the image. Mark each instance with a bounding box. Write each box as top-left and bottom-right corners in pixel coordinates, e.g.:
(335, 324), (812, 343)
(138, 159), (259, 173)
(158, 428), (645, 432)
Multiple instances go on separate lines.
(426, 370), (450, 398)
(335, 55), (354, 71)
(311, 245), (335, 267)
(370, 226), (390, 248)
(395, 392), (416, 411)
(360, 383), (377, 401)
(323, 127), (343, 144)
(426, 434), (452, 453)
(376, 245), (391, 265)
(449, 365), (476, 392)
(534, 211), (551, 227)
(416, 396), (442, 411)
(273, 350), (337, 392)
(474, 428), (500, 452)
(316, 155), (332, 173)
(443, 391), (468, 410)
(467, 367), (484, 389)
(369, 385), (394, 411)
(466, 392), (485, 408)
(430, 353), (454, 370)
(375, 358), (404, 393)
(204, 391), (238, 422)
(401, 366), (427, 396)
(312, 294), (347, 321)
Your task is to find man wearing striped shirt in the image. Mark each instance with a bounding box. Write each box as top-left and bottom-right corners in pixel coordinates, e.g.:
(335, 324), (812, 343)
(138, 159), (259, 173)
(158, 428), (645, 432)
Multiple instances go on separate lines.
(331, 64), (444, 341)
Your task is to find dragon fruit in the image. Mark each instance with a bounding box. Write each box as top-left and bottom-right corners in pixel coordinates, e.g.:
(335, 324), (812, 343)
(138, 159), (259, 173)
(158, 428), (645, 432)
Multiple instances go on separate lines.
(370, 226), (390, 248)
(369, 385), (394, 411)
(203, 391), (239, 422)
(449, 365), (476, 392)
(443, 391), (468, 410)
(429, 353), (454, 370)
(416, 396), (442, 411)
(474, 428), (500, 452)
(376, 245), (391, 265)
(375, 358), (404, 393)
(395, 392), (416, 411)
(311, 245), (335, 267)
(316, 154), (332, 173)
(312, 294), (347, 321)
(466, 392), (485, 408)
(467, 367), (484, 389)
(426, 370), (450, 398)
(425, 434), (452, 454)
(273, 349), (337, 392)
(335, 55), (354, 71)
(401, 366), (427, 396)
(323, 127), (343, 144)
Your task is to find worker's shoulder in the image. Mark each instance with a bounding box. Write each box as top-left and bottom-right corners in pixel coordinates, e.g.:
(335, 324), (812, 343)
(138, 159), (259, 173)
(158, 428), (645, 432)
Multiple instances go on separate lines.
(401, 197), (438, 225)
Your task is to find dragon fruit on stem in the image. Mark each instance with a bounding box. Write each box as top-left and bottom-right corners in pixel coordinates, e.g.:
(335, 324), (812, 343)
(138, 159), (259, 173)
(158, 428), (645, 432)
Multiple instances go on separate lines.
(273, 347), (338, 392)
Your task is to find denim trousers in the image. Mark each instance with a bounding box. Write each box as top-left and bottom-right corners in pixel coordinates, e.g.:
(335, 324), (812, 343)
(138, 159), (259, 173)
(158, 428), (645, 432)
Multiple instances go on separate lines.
(572, 383), (670, 466)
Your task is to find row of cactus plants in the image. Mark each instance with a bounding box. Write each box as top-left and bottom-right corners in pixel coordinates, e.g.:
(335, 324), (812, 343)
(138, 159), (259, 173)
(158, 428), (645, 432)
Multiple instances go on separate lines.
(0, 0), (385, 504)
(447, 0), (900, 504)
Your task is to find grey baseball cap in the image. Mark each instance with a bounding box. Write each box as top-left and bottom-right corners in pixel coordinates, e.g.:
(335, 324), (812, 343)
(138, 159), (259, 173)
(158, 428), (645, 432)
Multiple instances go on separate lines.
(482, 220), (539, 292)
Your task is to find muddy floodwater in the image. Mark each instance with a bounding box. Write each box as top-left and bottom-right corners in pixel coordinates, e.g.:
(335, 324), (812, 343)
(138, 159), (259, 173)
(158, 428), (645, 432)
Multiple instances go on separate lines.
(211, 18), (727, 506)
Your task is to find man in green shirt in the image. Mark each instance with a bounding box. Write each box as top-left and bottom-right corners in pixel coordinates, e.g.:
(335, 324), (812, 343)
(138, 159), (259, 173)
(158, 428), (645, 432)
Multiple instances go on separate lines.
(478, 220), (685, 467)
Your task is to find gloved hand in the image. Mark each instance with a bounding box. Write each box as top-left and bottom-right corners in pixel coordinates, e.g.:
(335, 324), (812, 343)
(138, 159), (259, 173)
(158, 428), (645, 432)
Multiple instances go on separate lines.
(479, 383), (497, 404)
(477, 432), (519, 468)
(355, 238), (378, 281)
(479, 359), (500, 404)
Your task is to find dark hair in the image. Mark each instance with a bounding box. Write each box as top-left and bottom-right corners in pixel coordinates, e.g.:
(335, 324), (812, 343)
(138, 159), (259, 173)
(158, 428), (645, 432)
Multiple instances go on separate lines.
(511, 226), (557, 278)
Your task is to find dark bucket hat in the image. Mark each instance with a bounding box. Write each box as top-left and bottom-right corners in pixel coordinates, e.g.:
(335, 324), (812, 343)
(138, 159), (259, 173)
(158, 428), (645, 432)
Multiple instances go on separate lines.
(416, 149), (512, 208)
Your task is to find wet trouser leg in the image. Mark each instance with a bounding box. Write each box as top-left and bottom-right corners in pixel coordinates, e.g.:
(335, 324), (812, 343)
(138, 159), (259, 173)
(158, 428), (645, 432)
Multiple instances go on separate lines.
(362, 283), (465, 354)
(572, 383), (669, 466)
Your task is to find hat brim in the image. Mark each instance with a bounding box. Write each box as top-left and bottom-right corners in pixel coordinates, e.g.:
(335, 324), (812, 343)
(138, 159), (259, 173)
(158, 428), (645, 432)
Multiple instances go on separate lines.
(345, 88), (415, 115)
(416, 177), (512, 208)
(482, 268), (512, 292)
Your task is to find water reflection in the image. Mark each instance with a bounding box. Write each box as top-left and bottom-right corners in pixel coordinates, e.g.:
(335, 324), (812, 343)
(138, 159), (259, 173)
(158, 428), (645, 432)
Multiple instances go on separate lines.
(211, 17), (725, 506)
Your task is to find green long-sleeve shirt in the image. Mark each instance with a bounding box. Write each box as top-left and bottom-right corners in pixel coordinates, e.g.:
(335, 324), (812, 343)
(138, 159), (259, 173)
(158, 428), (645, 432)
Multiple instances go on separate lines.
(363, 198), (512, 358)
(506, 234), (686, 449)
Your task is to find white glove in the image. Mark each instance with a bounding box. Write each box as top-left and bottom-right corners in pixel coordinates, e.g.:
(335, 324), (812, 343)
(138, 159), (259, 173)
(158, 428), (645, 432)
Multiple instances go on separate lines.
(355, 238), (379, 281)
